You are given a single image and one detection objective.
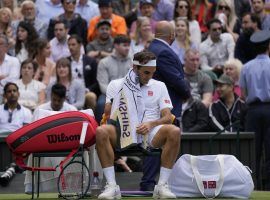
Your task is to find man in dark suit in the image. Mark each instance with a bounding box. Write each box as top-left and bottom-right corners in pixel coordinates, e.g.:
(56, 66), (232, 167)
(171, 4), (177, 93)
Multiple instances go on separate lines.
(140, 21), (190, 191)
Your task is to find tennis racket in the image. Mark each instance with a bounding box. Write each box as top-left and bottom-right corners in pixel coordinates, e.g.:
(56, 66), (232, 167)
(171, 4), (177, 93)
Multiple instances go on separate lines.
(58, 122), (90, 200)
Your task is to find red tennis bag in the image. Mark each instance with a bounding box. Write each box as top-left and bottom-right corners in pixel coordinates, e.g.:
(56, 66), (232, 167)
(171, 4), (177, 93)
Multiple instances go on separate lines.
(6, 111), (98, 171)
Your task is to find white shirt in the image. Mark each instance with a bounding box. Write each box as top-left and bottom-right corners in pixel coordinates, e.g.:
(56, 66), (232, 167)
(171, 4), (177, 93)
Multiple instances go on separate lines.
(50, 35), (85, 62)
(71, 55), (83, 80)
(15, 79), (46, 110)
(106, 78), (173, 121)
(0, 54), (20, 93)
(199, 33), (235, 71)
(0, 104), (32, 133)
(75, 0), (100, 26)
(49, 37), (71, 62)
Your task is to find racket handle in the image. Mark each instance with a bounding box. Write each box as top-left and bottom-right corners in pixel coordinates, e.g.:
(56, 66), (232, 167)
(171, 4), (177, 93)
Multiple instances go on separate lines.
(80, 122), (88, 145)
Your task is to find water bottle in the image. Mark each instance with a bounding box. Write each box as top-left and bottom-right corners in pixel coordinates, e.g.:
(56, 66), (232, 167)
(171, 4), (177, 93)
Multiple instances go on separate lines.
(90, 171), (102, 197)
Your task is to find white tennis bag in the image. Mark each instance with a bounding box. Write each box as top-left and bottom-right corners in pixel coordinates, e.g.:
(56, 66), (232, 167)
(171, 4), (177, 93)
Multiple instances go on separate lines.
(168, 154), (254, 199)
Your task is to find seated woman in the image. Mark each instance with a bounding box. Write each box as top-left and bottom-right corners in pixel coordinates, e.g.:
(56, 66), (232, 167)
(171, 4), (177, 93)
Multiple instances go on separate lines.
(130, 16), (154, 57)
(46, 58), (85, 110)
(214, 0), (241, 41)
(171, 18), (197, 64)
(172, 0), (201, 47)
(33, 38), (55, 86)
(15, 21), (38, 63)
(15, 59), (46, 111)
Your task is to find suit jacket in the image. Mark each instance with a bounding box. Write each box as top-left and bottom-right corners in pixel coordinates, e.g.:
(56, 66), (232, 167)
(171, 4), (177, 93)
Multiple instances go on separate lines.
(67, 55), (100, 96)
(148, 39), (190, 117)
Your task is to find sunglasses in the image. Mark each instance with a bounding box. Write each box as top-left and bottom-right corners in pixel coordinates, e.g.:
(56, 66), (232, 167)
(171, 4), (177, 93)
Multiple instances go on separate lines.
(218, 5), (230, 11)
(75, 68), (82, 78)
(178, 5), (188, 9)
(38, 71), (44, 82)
(65, 0), (76, 5)
(212, 27), (222, 32)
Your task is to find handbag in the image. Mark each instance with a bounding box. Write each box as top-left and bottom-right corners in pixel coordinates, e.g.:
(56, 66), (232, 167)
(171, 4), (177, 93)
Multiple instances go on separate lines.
(168, 154), (254, 199)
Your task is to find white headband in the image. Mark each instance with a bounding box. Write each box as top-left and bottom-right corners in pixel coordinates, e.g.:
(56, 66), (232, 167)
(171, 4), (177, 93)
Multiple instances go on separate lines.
(133, 60), (156, 67)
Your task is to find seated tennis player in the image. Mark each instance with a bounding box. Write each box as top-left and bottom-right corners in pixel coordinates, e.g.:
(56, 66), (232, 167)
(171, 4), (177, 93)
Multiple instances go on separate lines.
(96, 50), (180, 199)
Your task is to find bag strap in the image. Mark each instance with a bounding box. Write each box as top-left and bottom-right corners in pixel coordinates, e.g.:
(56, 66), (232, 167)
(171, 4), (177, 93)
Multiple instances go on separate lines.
(190, 155), (225, 199)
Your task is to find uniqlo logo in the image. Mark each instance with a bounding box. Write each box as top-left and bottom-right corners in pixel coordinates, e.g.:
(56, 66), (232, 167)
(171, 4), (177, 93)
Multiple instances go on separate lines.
(164, 99), (170, 104)
(148, 91), (153, 96)
(203, 181), (216, 189)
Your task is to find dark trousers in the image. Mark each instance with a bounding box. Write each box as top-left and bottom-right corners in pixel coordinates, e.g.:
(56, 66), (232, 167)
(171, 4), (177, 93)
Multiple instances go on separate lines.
(245, 103), (270, 190)
(140, 156), (160, 191)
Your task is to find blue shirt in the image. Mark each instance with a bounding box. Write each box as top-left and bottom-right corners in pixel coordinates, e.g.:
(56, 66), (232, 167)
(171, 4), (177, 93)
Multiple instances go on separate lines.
(152, 0), (174, 21)
(75, 1), (100, 26)
(239, 54), (270, 104)
(35, 0), (64, 24)
(170, 40), (197, 64)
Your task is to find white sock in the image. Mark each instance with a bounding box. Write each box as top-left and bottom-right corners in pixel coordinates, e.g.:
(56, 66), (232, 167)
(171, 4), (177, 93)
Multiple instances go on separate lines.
(158, 167), (172, 185)
(103, 166), (116, 185)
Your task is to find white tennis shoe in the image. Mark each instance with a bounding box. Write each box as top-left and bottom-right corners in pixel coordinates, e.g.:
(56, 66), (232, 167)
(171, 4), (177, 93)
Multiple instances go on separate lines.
(153, 183), (176, 199)
(98, 183), (121, 200)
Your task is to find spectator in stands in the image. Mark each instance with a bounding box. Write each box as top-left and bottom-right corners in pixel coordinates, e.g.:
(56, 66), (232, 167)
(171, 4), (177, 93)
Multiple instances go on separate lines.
(47, 0), (88, 46)
(209, 74), (246, 132)
(15, 21), (39, 63)
(251, 0), (270, 30)
(239, 30), (270, 190)
(24, 82), (77, 194)
(96, 34), (132, 122)
(171, 18), (197, 64)
(214, 0), (241, 41)
(130, 16), (154, 56)
(0, 82), (32, 134)
(75, 0), (100, 26)
(184, 49), (213, 108)
(49, 20), (85, 63)
(15, 59), (46, 111)
(234, 0), (251, 19)
(86, 20), (113, 63)
(46, 58), (85, 110)
(67, 34), (99, 111)
(129, 0), (157, 38)
(213, 58), (243, 101)
(151, 0), (174, 21)
(12, 1), (48, 39)
(199, 18), (235, 76)
(190, 0), (214, 39)
(96, 50), (179, 199)
(0, 34), (20, 103)
(33, 38), (56, 86)
(234, 12), (261, 64)
(172, 0), (201, 47)
(0, 0), (22, 21)
(49, 20), (70, 62)
(181, 95), (209, 132)
(0, 8), (12, 36)
(35, 0), (64, 25)
(87, 0), (127, 42)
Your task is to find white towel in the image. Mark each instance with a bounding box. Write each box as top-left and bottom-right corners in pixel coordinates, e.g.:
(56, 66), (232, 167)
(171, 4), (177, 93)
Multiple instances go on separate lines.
(110, 69), (145, 149)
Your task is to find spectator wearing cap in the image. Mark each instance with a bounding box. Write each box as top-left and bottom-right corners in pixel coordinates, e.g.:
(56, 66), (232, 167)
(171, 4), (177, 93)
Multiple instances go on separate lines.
(47, 0), (88, 46)
(129, 0), (157, 38)
(35, 0), (64, 25)
(75, 0), (100, 26)
(86, 20), (113, 63)
(87, 0), (127, 42)
(239, 30), (270, 190)
(11, 0), (48, 39)
(209, 74), (246, 132)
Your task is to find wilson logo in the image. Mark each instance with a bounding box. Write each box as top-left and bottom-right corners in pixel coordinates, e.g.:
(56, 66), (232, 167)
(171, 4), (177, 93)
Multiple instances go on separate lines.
(47, 133), (80, 144)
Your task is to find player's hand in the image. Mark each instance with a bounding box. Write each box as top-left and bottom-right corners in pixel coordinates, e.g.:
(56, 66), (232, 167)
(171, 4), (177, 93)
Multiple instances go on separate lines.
(136, 122), (153, 135)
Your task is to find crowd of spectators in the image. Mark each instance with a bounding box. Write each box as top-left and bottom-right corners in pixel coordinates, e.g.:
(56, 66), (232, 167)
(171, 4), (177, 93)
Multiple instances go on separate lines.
(0, 0), (270, 191)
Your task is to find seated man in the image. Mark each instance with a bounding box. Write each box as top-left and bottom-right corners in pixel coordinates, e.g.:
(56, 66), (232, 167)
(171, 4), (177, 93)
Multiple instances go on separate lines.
(96, 50), (180, 199)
